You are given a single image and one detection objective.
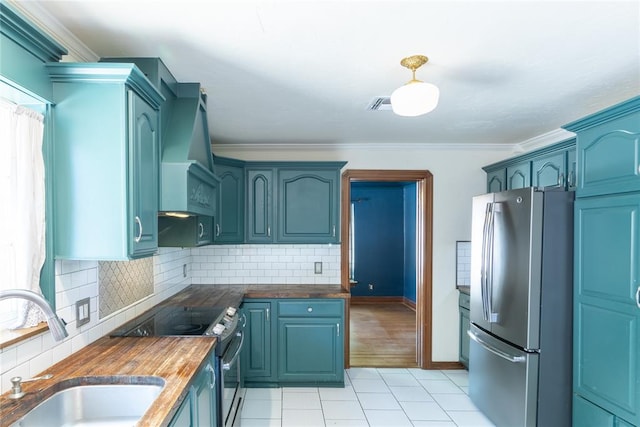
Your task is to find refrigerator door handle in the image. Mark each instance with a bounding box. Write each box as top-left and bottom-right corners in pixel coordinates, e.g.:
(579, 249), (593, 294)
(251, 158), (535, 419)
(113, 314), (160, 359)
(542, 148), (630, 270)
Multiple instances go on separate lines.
(487, 202), (500, 323)
(468, 329), (526, 363)
(481, 203), (493, 321)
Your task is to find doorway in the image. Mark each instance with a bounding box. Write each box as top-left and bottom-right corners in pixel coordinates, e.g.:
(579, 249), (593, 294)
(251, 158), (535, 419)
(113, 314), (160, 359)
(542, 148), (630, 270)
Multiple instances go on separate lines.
(341, 170), (435, 369)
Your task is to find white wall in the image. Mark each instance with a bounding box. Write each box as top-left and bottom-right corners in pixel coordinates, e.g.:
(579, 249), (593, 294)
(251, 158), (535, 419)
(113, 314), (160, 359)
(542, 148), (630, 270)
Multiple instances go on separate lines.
(213, 143), (512, 362)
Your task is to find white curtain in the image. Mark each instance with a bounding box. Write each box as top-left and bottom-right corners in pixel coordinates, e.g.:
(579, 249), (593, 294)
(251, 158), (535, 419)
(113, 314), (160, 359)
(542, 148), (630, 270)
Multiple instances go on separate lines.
(0, 98), (47, 329)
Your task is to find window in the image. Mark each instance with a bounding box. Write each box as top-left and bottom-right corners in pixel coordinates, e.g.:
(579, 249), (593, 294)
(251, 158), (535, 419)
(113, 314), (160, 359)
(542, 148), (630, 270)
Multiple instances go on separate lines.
(0, 93), (53, 330)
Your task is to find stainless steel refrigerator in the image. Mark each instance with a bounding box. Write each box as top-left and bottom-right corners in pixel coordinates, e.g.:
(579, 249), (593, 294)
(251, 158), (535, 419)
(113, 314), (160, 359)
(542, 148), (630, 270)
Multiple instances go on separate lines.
(468, 187), (574, 427)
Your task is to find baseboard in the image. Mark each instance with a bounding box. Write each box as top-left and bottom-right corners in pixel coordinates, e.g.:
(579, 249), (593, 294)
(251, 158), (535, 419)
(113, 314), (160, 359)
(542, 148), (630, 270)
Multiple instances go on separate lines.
(427, 361), (466, 370)
(350, 296), (404, 304)
(402, 297), (416, 311)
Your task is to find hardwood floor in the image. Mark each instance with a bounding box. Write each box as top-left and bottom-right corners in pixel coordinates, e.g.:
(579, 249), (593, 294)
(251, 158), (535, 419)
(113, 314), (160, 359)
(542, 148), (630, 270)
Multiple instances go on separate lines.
(349, 301), (418, 368)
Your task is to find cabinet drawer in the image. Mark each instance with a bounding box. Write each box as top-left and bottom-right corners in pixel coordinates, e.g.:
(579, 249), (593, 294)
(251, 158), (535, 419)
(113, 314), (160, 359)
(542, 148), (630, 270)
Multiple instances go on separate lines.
(278, 299), (344, 317)
(459, 292), (470, 310)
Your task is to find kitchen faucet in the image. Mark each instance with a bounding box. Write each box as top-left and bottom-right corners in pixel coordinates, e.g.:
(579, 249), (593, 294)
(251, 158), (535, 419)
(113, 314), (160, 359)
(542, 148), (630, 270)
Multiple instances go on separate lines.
(0, 289), (68, 341)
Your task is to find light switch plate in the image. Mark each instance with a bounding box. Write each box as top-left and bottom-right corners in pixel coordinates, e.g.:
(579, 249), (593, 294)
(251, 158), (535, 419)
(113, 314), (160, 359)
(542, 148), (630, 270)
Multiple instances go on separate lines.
(76, 297), (90, 327)
(314, 262), (322, 274)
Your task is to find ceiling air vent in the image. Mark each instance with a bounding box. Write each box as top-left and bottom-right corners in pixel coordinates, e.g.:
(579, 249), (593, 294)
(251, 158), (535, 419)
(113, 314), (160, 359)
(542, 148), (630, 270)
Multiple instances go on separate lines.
(366, 96), (392, 111)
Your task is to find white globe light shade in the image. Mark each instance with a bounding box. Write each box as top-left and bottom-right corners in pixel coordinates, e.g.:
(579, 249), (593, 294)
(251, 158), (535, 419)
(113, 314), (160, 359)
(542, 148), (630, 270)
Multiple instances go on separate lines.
(390, 81), (440, 117)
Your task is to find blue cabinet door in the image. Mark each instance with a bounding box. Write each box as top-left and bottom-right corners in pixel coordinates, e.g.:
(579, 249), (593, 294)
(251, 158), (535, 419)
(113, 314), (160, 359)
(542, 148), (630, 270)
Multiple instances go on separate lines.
(246, 169), (274, 243)
(486, 169), (506, 193)
(277, 317), (343, 384)
(277, 299), (344, 385)
(241, 301), (275, 383)
(129, 90), (159, 257)
(574, 194), (640, 426)
(506, 162), (531, 189)
(193, 361), (216, 427)
(532, 151), (566, 189)
(215, 161), (245, 243)
(567, 99), (640, 197)
(277, 168), (340, 243)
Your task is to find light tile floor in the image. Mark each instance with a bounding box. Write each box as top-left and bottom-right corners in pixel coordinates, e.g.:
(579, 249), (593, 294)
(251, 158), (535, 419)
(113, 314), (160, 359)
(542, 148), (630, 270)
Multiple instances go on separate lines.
(239, 368), (495, 427)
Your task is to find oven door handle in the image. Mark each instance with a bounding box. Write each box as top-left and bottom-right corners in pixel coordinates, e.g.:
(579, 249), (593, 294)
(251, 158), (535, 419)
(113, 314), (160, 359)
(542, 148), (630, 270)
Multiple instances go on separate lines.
(222, 330), (244, 371)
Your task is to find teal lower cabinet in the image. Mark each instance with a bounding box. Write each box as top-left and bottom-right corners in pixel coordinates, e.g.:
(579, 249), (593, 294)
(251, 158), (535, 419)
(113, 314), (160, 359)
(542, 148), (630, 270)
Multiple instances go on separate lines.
(242, 301), (277, 385)
(573, 194), (640, 427)
(241, 298), (345, 387)
(169, 352), (217, 427)
(169, 394), (191, 427)
(458, 291), (470, 369)
(277, 299), (344, 385)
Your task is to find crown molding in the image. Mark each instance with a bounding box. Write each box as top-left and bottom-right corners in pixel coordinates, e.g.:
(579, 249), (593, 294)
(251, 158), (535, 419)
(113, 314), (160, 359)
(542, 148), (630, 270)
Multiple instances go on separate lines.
(211, 141), (517, 153)
(514, 128), (576, 154)
(6, 0), (98, 62)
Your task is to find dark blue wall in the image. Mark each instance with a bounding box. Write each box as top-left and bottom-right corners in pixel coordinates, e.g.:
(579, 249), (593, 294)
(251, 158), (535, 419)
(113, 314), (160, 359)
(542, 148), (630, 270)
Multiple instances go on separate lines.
(403, 183), (417, 303)
(350, 182), (416, 300)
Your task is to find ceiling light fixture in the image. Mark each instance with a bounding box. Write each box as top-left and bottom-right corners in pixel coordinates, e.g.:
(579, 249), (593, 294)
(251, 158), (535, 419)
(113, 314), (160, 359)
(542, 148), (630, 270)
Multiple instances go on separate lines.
(390, 55), (439, 117)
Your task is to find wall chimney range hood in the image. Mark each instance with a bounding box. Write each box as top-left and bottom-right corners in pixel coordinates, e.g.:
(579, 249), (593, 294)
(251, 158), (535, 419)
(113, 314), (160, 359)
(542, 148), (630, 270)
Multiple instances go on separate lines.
(159, 83), (219, 218)
(101, 57), (219, 218)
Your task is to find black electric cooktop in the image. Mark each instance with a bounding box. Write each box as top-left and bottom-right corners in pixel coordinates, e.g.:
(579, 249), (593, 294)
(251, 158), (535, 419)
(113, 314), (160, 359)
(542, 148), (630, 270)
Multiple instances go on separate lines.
(110, 305), (224, 337)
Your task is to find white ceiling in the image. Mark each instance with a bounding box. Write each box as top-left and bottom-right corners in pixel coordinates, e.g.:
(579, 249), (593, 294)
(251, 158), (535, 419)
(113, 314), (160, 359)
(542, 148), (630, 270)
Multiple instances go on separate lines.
(13, 0), (640, 147)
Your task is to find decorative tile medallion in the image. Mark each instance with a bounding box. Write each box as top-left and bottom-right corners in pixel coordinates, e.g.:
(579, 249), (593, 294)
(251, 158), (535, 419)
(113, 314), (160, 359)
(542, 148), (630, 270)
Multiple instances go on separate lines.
(98, 258), (153, 318)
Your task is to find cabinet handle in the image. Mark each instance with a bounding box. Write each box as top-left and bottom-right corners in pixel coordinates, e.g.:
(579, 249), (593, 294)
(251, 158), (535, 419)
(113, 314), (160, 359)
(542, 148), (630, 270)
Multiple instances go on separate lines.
(266, 308), (270, 322)
(636, 286), (640, 309)
(332, 225), (336, 237)
(216, 223), (221, 237)
(568, 171), (575, 188)
(558, 173), (565, 187)
(134, 216), (143, 243)
(267, 226), (271, 237)
(337, 323), (340, 337)
(307, 307), (313, 313)
(198, 222), (204, 238)
(241, 312), (247, 328)
(637, 164), (640, 175)
(206, 363), (215, 389)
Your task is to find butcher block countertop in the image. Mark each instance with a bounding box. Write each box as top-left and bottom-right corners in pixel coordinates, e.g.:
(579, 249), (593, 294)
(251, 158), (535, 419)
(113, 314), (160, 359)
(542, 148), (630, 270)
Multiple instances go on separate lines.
(0, 284), (347, 426)
(0, 335), (216, 427)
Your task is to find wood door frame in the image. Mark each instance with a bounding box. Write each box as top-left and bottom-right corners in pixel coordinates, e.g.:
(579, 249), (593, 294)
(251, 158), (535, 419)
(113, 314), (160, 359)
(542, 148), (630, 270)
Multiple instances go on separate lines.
(341, 169), (436, 369)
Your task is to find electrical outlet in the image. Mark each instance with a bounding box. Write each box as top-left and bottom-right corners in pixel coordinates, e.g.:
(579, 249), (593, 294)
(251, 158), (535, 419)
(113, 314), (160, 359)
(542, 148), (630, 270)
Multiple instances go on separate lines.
(183, 264), (187, 278)
(314, 262), (322, 274)
(76, 297), (90, 327)
(368, 284), (374, 291)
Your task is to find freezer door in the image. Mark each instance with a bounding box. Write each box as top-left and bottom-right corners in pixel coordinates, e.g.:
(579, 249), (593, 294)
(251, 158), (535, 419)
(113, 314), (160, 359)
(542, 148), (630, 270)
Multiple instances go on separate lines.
(468, 324), (539, 427)
(490, 188), (543, 350)
(470, 192), (495, 332)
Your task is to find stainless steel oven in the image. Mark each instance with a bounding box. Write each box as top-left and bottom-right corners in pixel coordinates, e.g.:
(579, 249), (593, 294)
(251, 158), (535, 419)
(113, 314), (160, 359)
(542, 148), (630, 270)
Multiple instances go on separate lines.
(110, 301), (245, 427)
(218, 321), (244, 427)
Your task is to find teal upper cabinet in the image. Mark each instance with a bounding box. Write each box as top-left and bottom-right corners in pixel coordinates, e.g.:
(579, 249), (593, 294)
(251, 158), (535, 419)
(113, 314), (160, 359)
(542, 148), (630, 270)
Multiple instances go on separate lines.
(563, 96), (640, 197)
(483, 138), (576, 193)
(47, 63), (163, 260)
(246, 168), (275, 243)
(277, 166), (343, 243)
(246, 162), (345, 244)
(506, 161), (531, 189)
(214, 156), (246, 243)
(486, 169), (506, 193)
(532, 151), (567, 189)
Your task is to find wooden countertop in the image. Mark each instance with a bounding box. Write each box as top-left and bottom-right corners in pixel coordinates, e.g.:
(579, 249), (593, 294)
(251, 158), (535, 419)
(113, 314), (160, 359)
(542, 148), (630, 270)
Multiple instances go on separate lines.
(0, 336), (215, 427)
(0, 284), (347, 426)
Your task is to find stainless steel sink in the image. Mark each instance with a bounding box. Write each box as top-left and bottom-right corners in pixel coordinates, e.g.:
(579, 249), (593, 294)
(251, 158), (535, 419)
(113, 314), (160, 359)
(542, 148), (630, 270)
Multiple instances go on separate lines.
(12, 382), (164, 427)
